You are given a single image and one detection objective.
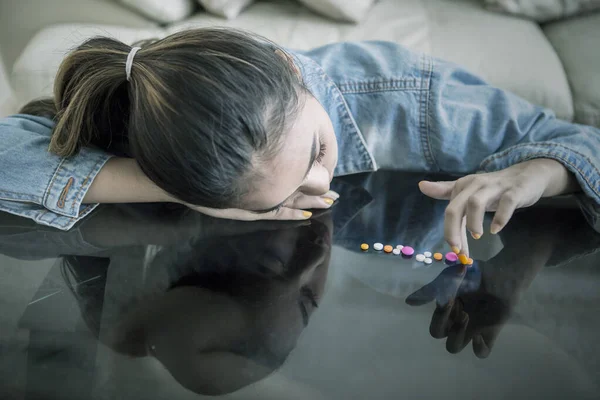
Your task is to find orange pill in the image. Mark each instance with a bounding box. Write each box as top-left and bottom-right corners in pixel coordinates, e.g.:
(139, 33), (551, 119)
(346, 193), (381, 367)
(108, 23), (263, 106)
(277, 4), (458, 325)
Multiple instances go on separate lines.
(467, 258), (474, 265)
(433, 253), (443, 261)
(458, 254), (469, 265)
(360, 243), (369, 251)
(383, 245), (393, 253)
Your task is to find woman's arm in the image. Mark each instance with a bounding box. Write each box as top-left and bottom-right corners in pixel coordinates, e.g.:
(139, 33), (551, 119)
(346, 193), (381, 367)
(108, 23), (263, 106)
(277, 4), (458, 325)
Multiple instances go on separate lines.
(83, 157), (176, 204)
(0, 114), (177, 231)
(420, 56), (600, 251)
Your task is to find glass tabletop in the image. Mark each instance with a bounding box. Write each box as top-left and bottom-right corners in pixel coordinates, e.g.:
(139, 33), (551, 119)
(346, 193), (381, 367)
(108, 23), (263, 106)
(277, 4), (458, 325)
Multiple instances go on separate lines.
(1, 171), (599, 400)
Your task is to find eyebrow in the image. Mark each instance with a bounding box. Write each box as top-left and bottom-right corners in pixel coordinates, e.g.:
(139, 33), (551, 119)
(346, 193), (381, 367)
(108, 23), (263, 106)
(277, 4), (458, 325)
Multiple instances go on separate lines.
(252, 132), (318, 214)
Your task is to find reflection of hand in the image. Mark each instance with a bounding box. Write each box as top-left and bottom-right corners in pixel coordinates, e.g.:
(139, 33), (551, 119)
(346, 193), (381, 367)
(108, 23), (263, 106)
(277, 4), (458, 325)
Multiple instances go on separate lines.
(79, 202), (323, 249)
(419, 158), (578, 256)
(406, 263), (511, 358)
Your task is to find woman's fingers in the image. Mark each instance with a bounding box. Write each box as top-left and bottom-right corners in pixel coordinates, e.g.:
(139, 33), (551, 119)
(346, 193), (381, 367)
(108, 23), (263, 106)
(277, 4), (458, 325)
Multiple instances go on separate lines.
(465, 185), (501, 239)
(444, 185), (479, 253)
(287, 190), (339, 210)
(490, 190), (520, 234)
(419, 180), (455, 200)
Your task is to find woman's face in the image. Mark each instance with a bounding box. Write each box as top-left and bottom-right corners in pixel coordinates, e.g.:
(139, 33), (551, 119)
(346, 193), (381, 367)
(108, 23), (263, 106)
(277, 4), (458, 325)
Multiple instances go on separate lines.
(243, 93), (338, 212)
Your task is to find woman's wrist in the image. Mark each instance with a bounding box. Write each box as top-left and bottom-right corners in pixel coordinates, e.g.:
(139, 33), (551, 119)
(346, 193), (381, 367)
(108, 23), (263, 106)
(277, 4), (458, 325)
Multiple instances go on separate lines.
(536, 158), (579, 197)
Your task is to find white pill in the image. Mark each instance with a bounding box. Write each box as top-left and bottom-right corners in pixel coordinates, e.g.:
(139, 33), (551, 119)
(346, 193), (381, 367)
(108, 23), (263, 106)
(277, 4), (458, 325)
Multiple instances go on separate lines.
(424, 251), (432, 258)
(424, 258), (433, 265)
(396, 245), (404, 250)
(392, 248), (401, 255)
(373, 243), (383, 251)
(415, 254), (425, 262)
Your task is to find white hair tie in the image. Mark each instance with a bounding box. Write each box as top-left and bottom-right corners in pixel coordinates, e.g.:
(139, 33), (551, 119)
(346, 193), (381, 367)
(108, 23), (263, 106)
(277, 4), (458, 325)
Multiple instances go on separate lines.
(125, 47), (142, 82)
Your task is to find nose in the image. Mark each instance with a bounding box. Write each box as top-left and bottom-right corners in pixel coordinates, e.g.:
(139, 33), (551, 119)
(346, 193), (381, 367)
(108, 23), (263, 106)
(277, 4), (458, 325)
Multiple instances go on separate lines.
(300, 166), (330, 196)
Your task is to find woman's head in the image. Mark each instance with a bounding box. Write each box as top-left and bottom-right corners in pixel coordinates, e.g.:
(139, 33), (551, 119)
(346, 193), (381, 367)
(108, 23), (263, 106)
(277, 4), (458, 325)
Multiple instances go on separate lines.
(43, 28), (337, 210)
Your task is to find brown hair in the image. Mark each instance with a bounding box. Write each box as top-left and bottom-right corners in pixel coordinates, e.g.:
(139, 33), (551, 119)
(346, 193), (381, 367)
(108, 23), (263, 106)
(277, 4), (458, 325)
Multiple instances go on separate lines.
(21, 28), (305, 208)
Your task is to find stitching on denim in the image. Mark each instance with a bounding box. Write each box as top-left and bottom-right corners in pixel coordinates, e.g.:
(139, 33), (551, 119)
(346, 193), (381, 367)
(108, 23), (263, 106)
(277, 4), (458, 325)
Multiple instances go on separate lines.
(424, 57), (438, 171)
(0, 190), (42, 203)
(418, 54), (437, 170)
(324, 71), (377, 172)
(338, 79), (426, 94)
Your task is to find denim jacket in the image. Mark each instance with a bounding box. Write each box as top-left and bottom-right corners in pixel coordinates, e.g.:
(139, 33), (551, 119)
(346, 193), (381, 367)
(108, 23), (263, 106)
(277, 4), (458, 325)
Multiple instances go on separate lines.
(2, 41), (600, 231)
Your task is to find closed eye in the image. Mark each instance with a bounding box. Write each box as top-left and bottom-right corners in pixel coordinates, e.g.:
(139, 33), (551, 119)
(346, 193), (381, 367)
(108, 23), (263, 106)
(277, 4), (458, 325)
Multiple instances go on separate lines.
(315, 139), (327, 165)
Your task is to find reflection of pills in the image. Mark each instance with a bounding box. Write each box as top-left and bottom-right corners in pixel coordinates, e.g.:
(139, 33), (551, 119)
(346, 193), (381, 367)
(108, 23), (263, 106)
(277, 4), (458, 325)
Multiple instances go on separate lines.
(396, 245), (404, 250)
(424, 258), (433, 265)
(416, 254), (425, 262)
(424, 251), (432, 258)
(360, 243), (369, 251)
(458, 254), (469, 265)
(392, 248), (401, 255)
(401, 246), (415, 256)
(445, 252), (458, 262)
(374, 243), (383, 251)
(433, 253), (443, 261)
(384, 245), (393, 253)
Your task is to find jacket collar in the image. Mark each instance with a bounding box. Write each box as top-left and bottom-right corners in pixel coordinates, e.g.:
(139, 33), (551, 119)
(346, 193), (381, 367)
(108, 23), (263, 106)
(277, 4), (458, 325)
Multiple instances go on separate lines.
(292, 52), (378, 177)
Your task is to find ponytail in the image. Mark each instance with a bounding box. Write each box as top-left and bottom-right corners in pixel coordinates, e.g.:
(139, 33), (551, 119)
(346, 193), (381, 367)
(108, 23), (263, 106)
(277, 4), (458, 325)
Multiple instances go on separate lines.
(50, 37), (133, 157)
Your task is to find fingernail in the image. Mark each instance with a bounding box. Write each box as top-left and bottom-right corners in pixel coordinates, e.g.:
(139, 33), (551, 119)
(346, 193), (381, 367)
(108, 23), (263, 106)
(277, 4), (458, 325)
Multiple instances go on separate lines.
(451, 246), (460, 255)
(490, 224), (501, 235)
(302, 211), (312, 218)
(471, 232), (482, 240)
(322, 197), (334, 205)
(327, 190), (340, 200)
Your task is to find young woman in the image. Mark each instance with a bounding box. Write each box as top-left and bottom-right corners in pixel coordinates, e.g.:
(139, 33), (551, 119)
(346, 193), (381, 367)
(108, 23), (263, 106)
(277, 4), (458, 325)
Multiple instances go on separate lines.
(1, 28), (599, 257)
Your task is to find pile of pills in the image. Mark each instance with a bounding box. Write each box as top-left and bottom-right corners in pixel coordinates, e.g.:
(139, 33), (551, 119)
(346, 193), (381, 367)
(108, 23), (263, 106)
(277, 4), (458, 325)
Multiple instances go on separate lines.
(361, 242), (473, 266)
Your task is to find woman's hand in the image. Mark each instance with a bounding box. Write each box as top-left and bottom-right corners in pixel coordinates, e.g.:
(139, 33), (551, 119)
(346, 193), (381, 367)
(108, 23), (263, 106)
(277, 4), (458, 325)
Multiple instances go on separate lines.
(184, 190), (340, 221)
(418, 158), (578, 255)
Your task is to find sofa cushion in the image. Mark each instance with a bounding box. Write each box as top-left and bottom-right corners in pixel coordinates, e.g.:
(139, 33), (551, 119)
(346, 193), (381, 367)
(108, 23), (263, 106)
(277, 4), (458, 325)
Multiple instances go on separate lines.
(11, 24), (163, 105)
(197, 0), (254, 19)
(544, 13), (600, 128)
(119, 0), (196, 23)
(484, 0), (600, 23)
(423, 0), (573, 121)
(12, 0), (573, 122)
(297, 0), (377, 23)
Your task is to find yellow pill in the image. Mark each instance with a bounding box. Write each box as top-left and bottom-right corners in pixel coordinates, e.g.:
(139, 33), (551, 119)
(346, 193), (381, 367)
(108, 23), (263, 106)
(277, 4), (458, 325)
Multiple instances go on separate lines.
(433, 253), (443, 261)
(458, 254), (469, 265)
(360, 243), (369, 251)
(383, 245), (393, 253)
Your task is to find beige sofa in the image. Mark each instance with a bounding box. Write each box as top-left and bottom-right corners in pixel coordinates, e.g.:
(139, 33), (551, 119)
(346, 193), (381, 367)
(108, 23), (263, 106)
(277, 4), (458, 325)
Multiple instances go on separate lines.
(3, 0), (600, 128)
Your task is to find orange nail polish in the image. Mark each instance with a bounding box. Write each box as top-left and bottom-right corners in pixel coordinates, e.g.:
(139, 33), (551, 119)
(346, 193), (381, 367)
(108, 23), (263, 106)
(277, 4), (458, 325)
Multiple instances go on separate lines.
(323, 197), (334, 205)
(451, 246), (460, 255)
(302, 211), (312, 218)
(471, 232), (482, 240)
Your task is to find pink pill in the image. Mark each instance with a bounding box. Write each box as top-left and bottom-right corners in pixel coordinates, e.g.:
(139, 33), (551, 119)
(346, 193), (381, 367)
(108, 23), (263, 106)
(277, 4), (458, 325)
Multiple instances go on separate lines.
(401, 246), (415, 256)
(445, 252), (458, 262)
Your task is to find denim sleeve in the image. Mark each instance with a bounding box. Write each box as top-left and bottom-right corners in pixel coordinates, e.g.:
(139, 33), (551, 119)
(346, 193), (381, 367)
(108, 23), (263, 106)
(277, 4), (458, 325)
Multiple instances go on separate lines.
(0, 115), (113, 231)
(427, 59), (600, 231)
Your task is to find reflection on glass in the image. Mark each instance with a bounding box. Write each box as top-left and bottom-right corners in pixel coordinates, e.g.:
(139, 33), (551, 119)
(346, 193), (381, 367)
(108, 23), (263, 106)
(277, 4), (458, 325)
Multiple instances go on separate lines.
(60, 214), (332, 396)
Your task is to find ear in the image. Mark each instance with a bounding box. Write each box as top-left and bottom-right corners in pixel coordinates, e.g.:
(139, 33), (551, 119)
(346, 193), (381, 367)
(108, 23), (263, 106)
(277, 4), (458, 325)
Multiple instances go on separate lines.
(274, 49), (302, 79)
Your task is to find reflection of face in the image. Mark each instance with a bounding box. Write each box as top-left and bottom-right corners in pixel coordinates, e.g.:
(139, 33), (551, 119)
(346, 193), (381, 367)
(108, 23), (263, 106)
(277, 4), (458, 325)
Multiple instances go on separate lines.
(243, 93), (339, 212)
(116, 216), (333, 395)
